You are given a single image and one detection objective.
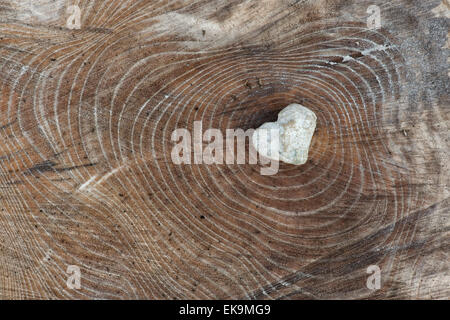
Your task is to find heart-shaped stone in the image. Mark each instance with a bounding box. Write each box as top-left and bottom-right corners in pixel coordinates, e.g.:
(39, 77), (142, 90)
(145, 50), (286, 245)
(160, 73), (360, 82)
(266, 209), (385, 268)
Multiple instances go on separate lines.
(252, 103), (317, 165)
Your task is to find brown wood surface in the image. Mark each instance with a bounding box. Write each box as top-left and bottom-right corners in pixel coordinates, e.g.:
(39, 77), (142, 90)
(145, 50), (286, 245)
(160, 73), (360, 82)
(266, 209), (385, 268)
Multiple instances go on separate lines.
(0, 0), (448, 299)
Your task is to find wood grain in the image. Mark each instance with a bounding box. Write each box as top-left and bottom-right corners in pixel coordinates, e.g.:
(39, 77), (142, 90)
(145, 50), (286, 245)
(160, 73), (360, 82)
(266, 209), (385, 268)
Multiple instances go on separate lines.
(0, 0), (448, 299)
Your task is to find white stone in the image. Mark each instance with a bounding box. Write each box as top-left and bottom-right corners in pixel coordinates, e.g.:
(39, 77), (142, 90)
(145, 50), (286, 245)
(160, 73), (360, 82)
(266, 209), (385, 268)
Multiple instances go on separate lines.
(252, 104), (317, 165)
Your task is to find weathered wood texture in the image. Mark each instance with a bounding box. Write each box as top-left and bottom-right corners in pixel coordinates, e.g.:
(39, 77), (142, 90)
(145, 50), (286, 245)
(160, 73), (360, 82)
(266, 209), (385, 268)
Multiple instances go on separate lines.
(0, 0), (448, 299)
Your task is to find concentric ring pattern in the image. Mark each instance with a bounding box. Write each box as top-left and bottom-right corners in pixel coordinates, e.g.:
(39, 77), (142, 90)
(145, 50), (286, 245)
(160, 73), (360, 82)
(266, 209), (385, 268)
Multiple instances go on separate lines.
(0, 0), (448, 299)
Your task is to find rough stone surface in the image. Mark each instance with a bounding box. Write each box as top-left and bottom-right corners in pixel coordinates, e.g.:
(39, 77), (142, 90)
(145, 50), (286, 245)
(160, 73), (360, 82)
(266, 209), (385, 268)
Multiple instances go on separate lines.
(253, 104), (317, 165)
